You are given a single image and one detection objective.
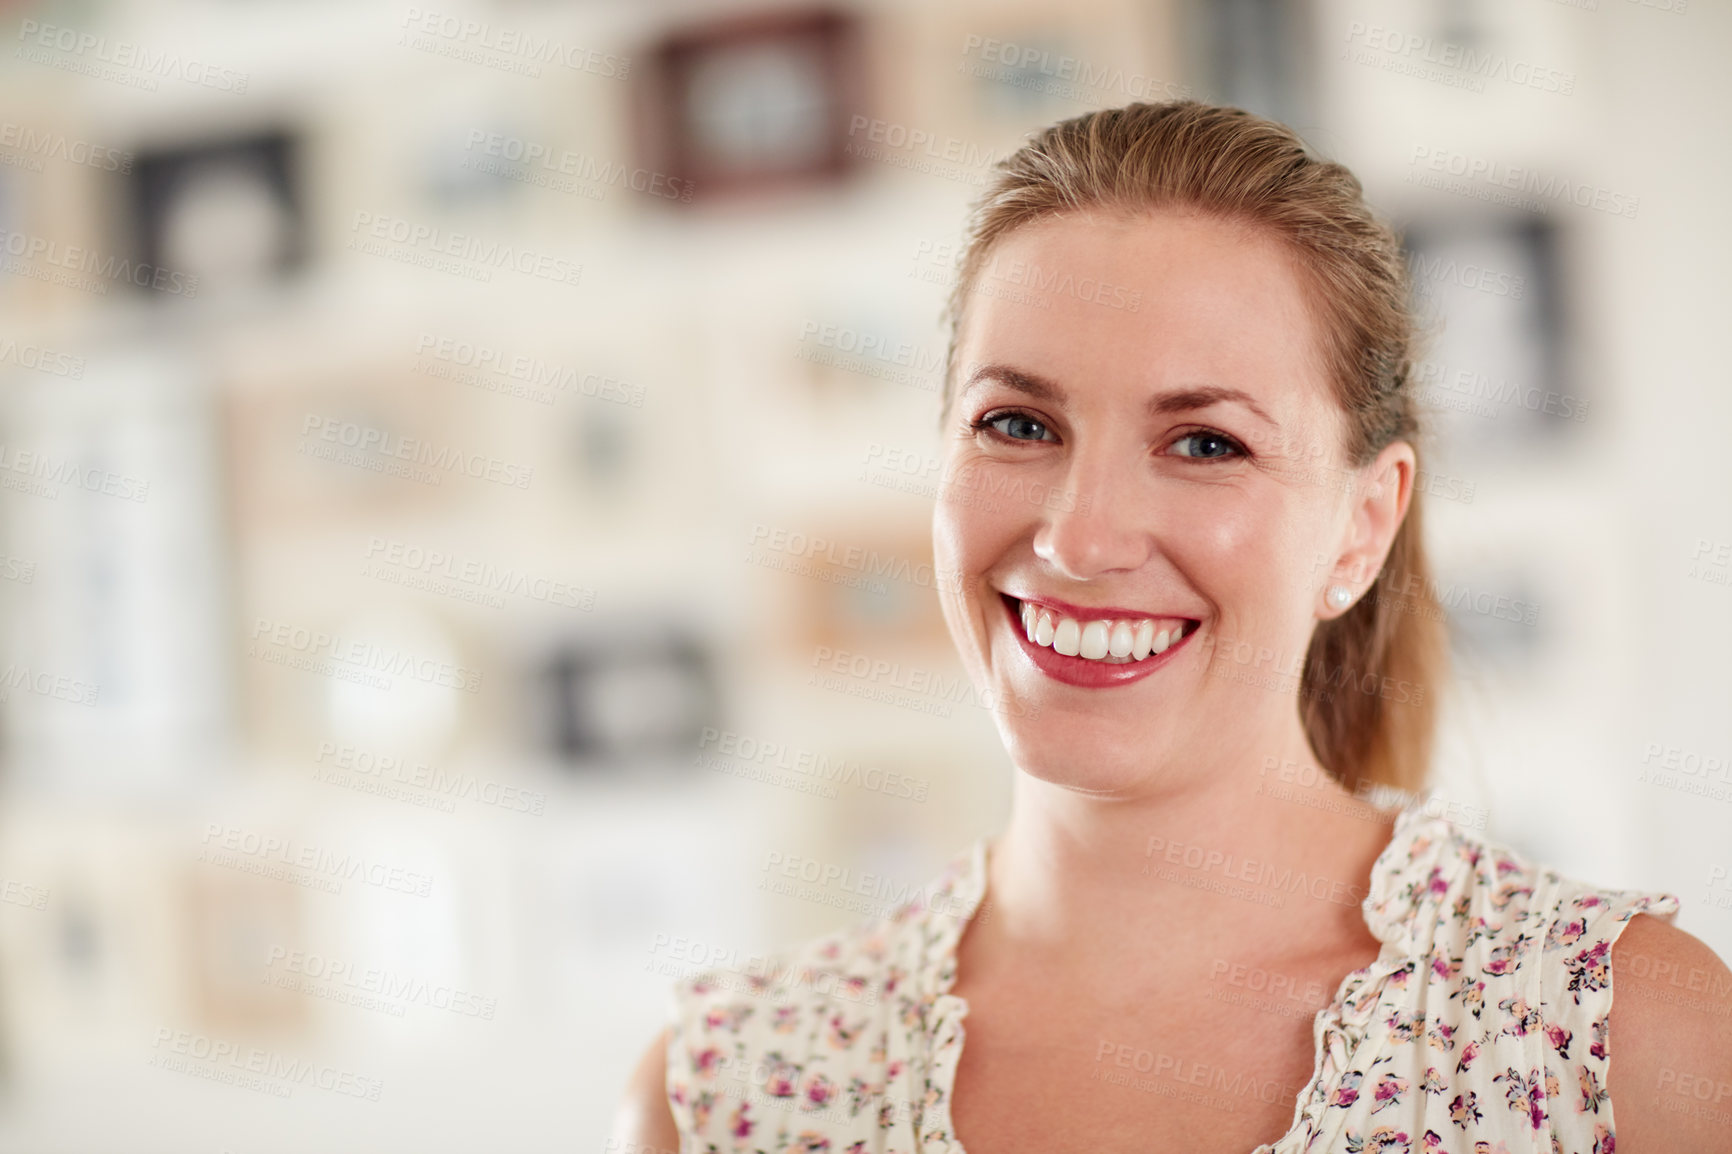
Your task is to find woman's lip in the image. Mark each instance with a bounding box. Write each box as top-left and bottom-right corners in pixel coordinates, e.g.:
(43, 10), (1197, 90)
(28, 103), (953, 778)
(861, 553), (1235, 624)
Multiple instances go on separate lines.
(1000, 593), (1198, 688)
(1006, 591), (1199, 626)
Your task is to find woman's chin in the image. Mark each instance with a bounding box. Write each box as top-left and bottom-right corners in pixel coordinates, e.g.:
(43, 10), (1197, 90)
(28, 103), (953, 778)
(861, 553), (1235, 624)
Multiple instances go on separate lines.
(995, 722), (1168, 798)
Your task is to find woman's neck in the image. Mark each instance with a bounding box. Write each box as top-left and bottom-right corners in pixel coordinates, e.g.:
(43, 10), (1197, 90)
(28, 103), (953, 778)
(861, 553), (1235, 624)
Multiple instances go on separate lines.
(966, 752), (1400, 986)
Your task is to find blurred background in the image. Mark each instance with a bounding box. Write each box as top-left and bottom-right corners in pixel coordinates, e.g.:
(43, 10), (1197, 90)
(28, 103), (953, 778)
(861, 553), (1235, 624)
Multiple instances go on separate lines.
(0, 0), (1726, 1148)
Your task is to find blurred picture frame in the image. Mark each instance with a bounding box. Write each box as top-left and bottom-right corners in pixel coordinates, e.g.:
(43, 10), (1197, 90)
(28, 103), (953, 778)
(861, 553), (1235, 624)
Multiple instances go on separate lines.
(788, 515), (953, 656)
(222, 367), (457, 527)
(185, 869), (307, 1035)
(539, 626), (720, 768)
(124, 128), (306, 297)
(1400, 213), (1574, 452)
(633, 8), (866, 201)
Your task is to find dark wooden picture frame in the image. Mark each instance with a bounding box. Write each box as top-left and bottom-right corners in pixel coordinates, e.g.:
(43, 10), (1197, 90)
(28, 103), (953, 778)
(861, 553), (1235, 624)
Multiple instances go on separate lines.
(633, 8), (866, 202)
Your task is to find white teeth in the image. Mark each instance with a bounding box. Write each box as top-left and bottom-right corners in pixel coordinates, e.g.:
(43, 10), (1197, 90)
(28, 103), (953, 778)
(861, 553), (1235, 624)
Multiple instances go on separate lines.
(1013, 599), (1191, 665)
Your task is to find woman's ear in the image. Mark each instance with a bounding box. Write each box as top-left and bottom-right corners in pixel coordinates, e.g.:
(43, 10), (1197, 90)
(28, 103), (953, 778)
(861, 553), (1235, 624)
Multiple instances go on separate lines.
(1318, 440), (1415, 615)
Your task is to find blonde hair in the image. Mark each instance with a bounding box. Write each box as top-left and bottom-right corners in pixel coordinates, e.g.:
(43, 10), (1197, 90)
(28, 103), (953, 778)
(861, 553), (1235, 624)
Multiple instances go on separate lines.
(940, 99), (1448, 795)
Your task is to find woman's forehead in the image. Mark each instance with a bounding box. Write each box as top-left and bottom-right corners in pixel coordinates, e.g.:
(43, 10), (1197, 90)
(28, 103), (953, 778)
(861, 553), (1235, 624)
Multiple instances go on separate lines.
(958, 212), (1338, 425)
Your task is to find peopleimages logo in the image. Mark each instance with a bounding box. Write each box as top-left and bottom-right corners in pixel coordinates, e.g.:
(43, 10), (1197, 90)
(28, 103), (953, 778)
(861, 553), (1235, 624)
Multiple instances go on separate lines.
(1093, 1038), (1297, 1106)
(314, 741), (547, 816)
(0, 663), (100, 706)
(0, 442), (149, 502)
(747, 524), (967, 594)
(0, 226), (197, 296)
(759, 851), (972, 919)
(300, 414), (534, 490)
(462, 131), (691, 202)
(363, 536), (595, 611)
(346, 211), (582, 287)
(0, 121), (132, 172)
(645, 933), (884, 1006)
(1406, 146), (1640, 219)
(413, 334), (644, 407)
(263, 946), (498, 1020)
(0, 878), (49, 910)
(1143, 835), (1367, 909)
(199, 823), (435, 897)
(1409, 251), (1525, 300)
(797, 321), (947, 375)
(984, 253), (1141, 312)
(959, 35), (1190, 103)
(1343, 21), (1575, 95)
(15, 20), (250, 93)
(249, 616), (484, 695)
(0, 336), (84, 378)
(697, 727), (930, 802)
(845, 116), (999, 169)
(396, 8), (630, 79)
(149, 1028), (382, 1101)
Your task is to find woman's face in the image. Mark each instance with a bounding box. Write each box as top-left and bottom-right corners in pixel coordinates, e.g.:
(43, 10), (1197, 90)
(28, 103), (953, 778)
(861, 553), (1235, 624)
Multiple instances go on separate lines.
(933, 208), (1412, 797)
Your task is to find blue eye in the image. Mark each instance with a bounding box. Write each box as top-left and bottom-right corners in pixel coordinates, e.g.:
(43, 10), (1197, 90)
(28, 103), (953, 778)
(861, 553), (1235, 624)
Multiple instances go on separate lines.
(970, 410), (1058, 443)
(1170, 431), (1246, 460)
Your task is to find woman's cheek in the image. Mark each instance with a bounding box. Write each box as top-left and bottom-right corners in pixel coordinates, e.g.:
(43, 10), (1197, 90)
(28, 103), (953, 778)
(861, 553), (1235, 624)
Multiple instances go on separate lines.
(935, 459), (1022, 555)
(1174, 497), (1264, 568)
(931, 487), (986, 654)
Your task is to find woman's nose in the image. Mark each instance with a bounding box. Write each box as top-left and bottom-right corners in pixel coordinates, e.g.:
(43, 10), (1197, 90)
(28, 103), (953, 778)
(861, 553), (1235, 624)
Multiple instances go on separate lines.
(1030, 457), (1153, 580)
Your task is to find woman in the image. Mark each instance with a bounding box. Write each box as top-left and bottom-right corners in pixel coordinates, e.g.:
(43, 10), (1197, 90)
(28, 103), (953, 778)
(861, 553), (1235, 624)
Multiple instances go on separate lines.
(615, 101), (1732, 1153)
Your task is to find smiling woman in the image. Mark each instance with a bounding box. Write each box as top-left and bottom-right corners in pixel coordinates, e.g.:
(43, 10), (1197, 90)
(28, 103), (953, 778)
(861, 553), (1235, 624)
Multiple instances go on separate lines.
(613, 100), (1732, 1154)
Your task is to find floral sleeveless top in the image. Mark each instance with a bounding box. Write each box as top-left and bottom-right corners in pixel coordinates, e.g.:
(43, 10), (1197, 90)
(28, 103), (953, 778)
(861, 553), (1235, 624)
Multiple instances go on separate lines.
(662, 808), (1680, 1154)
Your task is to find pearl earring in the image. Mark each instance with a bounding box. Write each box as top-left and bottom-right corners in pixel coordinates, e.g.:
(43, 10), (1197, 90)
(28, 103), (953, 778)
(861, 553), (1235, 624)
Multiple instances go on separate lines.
(1327, 585), (1353, 611)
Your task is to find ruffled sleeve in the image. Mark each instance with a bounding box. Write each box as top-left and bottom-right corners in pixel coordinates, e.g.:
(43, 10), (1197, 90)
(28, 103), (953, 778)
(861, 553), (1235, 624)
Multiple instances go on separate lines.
(913, 838), (989, 1153)
(664, 969), (745, 1150)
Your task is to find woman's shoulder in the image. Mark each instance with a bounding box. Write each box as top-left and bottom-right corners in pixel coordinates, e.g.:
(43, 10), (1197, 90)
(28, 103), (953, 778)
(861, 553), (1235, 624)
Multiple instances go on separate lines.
(1282, 810), (1727, 1152)
(1601, 909), (1732, 1151)
(1373, 810), (1698, 1052)
(1370, 809), (1684, 989)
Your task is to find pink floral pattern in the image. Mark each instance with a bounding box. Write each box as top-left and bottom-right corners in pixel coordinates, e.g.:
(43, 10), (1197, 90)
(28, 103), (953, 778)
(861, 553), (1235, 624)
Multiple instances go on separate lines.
(664, 808), (1678, 1153)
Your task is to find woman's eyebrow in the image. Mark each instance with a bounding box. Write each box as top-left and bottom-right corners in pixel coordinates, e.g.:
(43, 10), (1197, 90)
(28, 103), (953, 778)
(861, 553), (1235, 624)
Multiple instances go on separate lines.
(961, 363), (1062, 402)
(1150, 385), (1277, 428)
(962, 363), (1277, 427)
